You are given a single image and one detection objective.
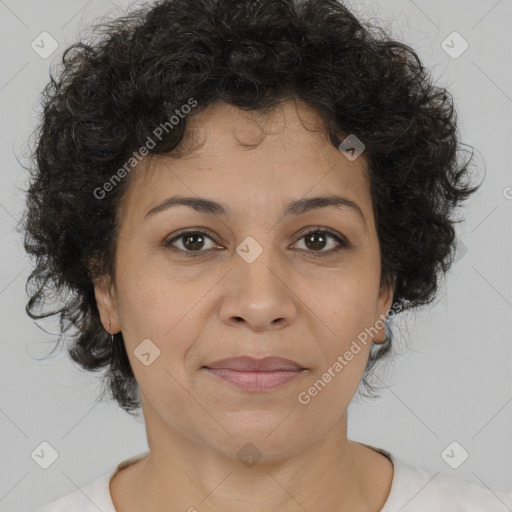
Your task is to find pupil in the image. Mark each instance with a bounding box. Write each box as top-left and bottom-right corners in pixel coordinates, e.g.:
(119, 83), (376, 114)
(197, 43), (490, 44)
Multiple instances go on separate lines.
(306, 232), (326, 250)
(184, 233), (204, 251)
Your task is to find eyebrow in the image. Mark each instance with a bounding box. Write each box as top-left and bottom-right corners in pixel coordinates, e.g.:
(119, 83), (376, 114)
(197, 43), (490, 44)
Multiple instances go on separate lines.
(144, 194), (366, 227)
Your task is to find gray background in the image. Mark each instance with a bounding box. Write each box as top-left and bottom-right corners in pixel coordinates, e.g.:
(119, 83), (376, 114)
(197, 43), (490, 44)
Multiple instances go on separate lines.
(0, 0), (511, 510)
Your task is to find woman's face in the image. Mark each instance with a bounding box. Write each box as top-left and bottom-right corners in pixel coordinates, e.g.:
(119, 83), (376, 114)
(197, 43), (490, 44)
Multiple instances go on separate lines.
(95, 99), (394, 460)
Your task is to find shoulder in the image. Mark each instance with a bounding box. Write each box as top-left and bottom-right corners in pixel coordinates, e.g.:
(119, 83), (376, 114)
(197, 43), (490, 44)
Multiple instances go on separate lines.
(383, 454), (512, 512)
(32, 471), (113, 512)
(32, 452), (149, 512)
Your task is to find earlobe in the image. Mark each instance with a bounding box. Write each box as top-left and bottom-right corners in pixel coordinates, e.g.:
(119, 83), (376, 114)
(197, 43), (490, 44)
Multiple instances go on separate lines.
(379, 274), (396, 313)
(93, 276), (121, 333)
(373, 277), (396, 344)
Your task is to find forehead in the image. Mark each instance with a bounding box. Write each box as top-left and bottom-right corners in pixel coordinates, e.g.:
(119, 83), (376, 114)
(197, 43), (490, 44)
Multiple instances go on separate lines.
(119, 99), (372, 227)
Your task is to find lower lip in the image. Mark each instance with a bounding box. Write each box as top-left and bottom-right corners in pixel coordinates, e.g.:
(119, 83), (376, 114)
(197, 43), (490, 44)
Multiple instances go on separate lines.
(203, 368), (306, 391)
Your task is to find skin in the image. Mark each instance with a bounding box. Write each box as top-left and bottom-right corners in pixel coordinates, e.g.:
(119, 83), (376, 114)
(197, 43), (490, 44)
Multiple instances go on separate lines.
(94, 98), (395, 512)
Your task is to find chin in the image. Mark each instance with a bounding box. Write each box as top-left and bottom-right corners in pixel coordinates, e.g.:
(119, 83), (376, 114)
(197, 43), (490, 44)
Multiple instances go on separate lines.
(207, 417), (312, 461)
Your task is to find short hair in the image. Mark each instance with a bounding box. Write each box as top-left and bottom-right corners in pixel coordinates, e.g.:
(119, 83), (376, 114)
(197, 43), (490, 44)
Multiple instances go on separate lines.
(21, 0), (480, 415)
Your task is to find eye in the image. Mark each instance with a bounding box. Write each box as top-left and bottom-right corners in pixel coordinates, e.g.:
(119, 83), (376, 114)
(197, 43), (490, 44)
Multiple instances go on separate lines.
(164, 230), (219, 257)
(164, 227), (349, 258)
(292, 228), (348, 256)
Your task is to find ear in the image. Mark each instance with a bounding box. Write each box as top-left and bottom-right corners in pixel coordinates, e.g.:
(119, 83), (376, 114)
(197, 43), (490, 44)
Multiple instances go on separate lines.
(93, 274), (122, 334)
(372, 276), (396, 344)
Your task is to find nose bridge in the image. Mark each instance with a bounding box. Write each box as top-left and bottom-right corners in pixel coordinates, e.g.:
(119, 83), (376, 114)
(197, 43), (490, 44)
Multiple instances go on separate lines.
(234, 232), (286, 296)
(218, 231), (297, 329)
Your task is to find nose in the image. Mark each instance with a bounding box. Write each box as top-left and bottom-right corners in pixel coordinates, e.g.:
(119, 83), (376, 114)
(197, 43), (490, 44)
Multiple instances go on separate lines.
(218, 243), (298, 332)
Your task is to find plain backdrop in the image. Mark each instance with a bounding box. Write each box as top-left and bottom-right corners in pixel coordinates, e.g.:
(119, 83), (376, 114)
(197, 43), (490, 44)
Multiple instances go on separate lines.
(0, 0), (511, 510)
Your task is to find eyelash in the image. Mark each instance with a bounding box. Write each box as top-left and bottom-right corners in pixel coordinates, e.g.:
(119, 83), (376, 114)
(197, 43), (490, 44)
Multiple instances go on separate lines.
(164, 228), (348, 258)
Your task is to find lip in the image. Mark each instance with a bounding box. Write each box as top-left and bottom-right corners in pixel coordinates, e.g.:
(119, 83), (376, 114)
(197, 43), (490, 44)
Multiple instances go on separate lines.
(203, 368), (307, 391)
(204, 356), (305, 371)
(202, 356), (307, 391)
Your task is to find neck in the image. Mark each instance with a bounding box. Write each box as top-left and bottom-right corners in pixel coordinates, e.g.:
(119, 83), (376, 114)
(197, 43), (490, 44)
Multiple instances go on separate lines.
(111, 400), (393, 512)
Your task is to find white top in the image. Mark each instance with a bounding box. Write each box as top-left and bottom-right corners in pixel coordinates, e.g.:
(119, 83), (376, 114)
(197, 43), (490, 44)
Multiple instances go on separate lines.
(33, 446), (512, 511)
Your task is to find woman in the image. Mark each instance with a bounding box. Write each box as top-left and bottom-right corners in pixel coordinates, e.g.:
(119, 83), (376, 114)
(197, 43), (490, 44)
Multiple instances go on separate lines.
(23, 0), (511, 510)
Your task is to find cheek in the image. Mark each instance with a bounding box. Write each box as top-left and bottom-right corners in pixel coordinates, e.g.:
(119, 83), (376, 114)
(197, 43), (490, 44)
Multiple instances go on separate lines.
(315, 270), (379, 340)
(114, 250), (206, 337)
(113, 260), (218, 382)
(300, 285), (376, 411)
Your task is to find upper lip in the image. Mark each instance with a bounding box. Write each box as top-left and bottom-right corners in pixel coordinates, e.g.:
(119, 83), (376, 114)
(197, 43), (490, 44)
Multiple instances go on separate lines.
(204, 356), (305, 371)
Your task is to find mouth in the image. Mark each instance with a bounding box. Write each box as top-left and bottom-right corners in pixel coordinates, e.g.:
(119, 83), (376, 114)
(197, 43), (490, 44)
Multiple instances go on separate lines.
(202, 356), (307, 391)
(204, 355), (305, 372)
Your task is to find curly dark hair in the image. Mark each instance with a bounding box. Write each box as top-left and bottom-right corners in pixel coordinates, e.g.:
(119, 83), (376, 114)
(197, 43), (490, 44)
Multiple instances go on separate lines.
(20, 0), (480, 415)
